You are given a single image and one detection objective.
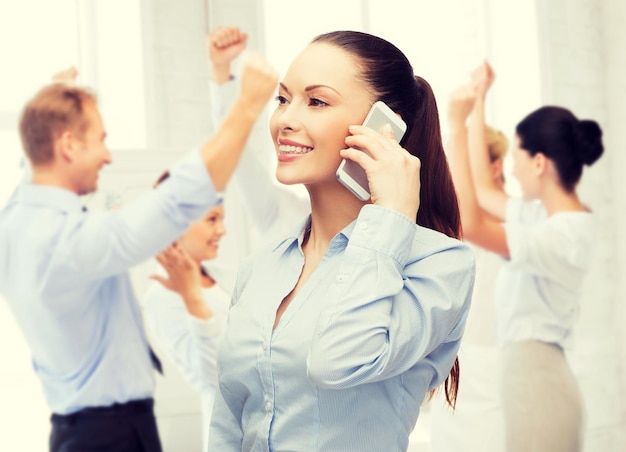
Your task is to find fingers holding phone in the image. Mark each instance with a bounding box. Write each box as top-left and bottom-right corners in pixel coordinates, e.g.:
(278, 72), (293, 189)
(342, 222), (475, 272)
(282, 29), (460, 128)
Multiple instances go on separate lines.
(336, 101), (407, 201)
(341, 123), (420, 220)
(336, 100), (420, 220)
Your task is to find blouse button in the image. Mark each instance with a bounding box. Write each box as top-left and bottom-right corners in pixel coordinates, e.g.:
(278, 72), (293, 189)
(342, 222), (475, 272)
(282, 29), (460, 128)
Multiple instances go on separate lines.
(265, 401), (272, 411)
(360, 222), (368, 230)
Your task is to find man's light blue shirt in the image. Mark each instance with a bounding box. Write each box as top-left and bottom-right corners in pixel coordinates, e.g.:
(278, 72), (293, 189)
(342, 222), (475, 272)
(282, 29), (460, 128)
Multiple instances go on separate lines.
(209, 205), (475, 451)
(0, 150), (218, 415)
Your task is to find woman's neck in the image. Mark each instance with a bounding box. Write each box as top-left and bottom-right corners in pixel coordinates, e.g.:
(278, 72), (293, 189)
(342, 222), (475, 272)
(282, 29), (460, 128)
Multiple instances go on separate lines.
(541, 182), (586, 216)
(304, 182), (365, 253)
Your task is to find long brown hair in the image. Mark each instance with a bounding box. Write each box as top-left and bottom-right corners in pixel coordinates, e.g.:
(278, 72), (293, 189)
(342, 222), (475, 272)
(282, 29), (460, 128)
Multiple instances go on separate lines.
(313, 30), (462, 407)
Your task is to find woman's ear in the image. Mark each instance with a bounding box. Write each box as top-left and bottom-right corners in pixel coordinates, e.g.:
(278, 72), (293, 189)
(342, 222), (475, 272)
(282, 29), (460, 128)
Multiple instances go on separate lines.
(534, 152), (549, 176)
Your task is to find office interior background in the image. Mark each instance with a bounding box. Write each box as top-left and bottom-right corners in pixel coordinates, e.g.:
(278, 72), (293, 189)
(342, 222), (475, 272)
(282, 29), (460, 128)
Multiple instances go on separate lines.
(0, 0), (624, 450)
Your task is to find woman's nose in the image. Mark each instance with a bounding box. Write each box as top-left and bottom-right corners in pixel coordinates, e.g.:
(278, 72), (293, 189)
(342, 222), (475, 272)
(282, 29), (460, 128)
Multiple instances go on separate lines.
(275, 103), (302, 132)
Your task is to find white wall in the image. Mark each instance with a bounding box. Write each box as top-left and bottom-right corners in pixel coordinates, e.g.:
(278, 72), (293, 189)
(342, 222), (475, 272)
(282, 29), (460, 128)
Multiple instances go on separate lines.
(534, 0), (625, 450)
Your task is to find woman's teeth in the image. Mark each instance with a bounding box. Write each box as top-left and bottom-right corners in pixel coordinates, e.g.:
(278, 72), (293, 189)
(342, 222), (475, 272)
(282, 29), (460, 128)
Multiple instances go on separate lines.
(279, 144), (313, 154)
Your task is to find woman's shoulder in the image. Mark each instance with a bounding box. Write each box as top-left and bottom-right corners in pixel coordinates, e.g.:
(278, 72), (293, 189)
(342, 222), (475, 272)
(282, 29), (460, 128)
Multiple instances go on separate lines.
(413, 224), (472, 254)
(408, 226), (476, 274)
(506, 197), (546, 224)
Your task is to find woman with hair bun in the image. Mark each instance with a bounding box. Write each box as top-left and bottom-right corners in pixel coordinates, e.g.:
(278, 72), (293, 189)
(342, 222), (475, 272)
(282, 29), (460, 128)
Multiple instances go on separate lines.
(447, 60), (604, 452)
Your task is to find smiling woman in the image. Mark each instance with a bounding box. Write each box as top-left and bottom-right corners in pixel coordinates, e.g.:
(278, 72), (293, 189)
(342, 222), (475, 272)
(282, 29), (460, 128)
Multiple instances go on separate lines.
(271, 43), (373, 188)
(207, 30), (475, 452)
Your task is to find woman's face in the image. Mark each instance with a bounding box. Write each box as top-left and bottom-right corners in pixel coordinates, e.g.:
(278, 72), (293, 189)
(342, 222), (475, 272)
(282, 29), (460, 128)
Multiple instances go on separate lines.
(177, 205), (226, 263)
(511, 135), (540, 199)
(490, 158), (505, 190)
(270, 42), (374, 186)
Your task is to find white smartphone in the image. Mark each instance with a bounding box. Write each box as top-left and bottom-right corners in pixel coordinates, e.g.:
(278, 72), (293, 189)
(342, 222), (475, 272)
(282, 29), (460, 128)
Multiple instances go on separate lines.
(336, 101), (407, 201)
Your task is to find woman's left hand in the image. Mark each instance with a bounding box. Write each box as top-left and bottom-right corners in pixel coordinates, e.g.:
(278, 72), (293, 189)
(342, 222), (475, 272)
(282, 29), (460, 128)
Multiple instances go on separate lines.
(342, 124), (421, 220)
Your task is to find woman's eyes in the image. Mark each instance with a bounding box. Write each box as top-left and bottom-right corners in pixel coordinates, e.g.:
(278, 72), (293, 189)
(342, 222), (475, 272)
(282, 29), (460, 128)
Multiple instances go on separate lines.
(309, 98), (328, 107)
(275, 95), (288, 105)
(274, 95), (329, 107)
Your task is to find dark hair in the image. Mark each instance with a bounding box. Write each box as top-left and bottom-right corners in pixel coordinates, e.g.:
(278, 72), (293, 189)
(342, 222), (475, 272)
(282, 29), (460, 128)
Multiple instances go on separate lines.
(515, 106), (604, 191)
(19, 83), (97, 166)
(312, 30), (462, 407)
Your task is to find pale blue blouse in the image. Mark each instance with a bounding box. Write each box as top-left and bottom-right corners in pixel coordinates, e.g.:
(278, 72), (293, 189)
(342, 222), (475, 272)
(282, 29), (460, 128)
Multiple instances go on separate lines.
(208, 205), (475, 451)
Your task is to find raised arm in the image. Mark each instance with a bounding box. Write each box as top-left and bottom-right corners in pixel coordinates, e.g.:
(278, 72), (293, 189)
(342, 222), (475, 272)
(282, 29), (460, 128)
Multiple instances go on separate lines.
(208, 26), (248, 85)
(207, 26), (310, 234)
(45, 55), (277, 283)
(468, 61), (508, 220)
(306, 209), (476, 389)
(445, 82), (509, 257)
(200, 52), (278, 191)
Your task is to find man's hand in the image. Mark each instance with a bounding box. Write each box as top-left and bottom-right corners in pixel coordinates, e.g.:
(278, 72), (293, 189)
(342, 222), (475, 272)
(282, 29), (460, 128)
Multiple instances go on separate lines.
(447, 83), (477, 131)
(208, 26), (248, 85)
(52, 66), (78, 84)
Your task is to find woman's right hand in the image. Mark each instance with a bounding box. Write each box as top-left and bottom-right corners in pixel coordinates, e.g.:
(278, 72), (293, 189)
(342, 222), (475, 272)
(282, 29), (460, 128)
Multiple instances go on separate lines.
(151, 244), (210, 319)
(341, 124), (421, 221)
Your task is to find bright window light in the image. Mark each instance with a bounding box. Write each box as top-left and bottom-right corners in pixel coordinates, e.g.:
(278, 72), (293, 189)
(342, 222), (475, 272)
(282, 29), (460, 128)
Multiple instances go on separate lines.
(88, 0), (148, 150)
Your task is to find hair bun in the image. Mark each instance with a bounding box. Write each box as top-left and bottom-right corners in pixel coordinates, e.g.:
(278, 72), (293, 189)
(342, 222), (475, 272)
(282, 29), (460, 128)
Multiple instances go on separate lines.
(574, 119), (604, 166)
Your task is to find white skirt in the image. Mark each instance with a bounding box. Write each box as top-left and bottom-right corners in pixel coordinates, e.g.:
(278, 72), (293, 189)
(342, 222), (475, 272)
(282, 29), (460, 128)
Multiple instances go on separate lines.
(500, 340), (584, 452)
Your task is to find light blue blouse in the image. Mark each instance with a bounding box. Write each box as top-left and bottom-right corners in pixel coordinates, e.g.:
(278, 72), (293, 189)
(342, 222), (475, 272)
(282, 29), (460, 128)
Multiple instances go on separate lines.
(208, 205), (475, 451)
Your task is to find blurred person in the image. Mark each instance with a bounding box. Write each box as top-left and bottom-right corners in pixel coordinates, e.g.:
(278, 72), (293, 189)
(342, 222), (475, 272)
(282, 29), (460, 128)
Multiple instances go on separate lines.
(446, 61), (604, 452)
(145, 173), (229, 452)
(0, 52), (277, 452)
